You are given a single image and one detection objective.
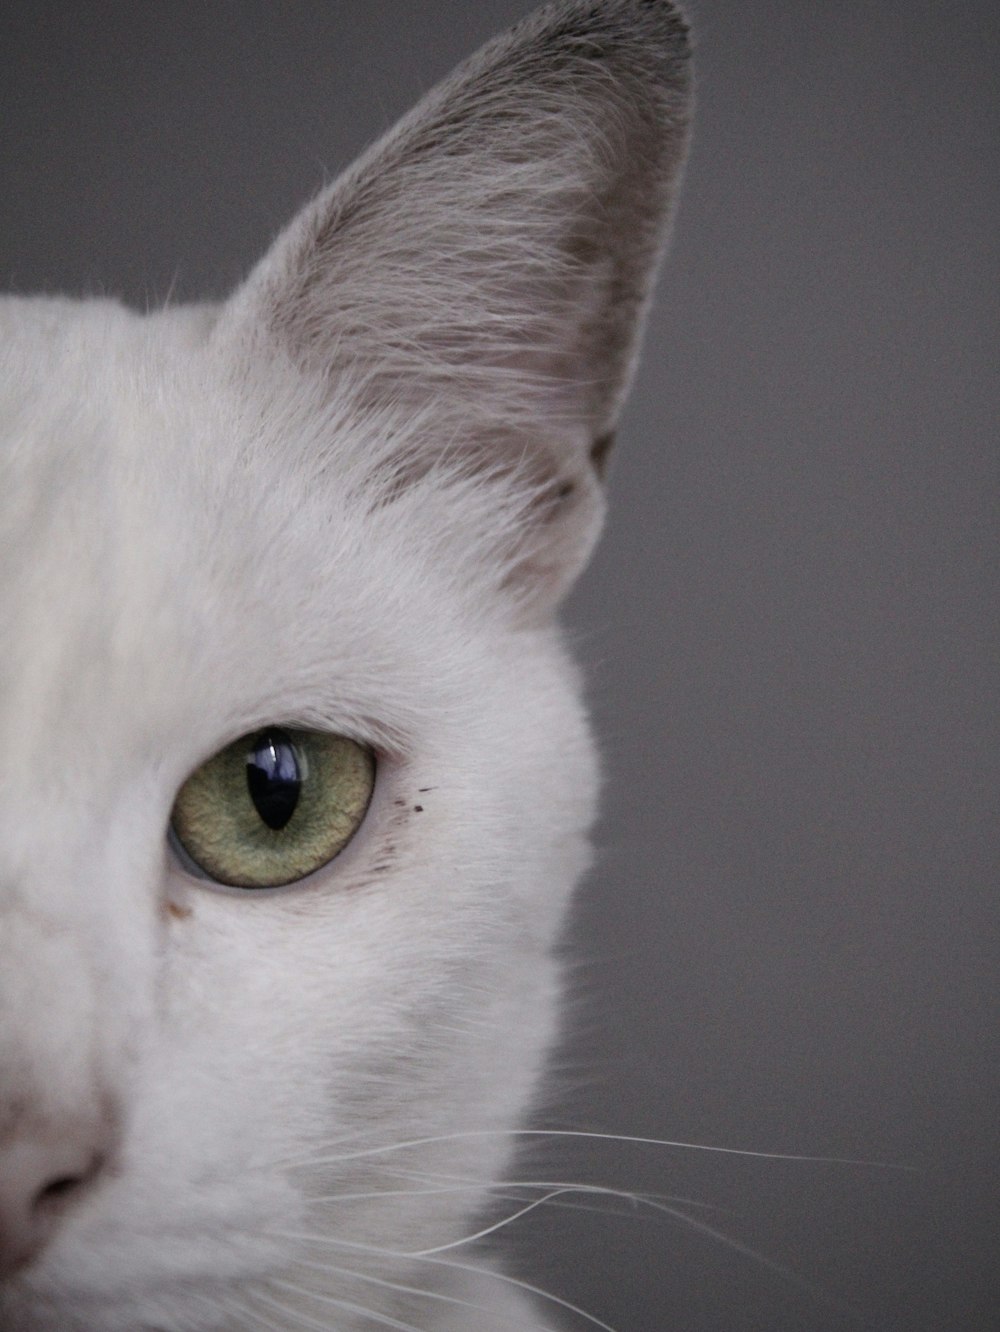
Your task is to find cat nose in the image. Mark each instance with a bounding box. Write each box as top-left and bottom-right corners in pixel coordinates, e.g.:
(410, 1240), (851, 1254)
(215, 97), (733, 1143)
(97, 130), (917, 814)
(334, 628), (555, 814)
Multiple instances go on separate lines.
(0, 1129), (109, 1278)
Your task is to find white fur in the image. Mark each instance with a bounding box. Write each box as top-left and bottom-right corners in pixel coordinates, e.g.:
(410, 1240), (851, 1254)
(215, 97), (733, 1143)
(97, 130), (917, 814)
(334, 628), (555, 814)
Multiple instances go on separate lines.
(0, 3), (691, 1328)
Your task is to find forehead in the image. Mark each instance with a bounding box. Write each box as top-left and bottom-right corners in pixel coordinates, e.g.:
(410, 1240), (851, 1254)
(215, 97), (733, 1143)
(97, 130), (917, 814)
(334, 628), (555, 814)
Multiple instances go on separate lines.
(1, 303), (221, 669)
(0, 300), (412, 782)
(0, 296), (220, 551)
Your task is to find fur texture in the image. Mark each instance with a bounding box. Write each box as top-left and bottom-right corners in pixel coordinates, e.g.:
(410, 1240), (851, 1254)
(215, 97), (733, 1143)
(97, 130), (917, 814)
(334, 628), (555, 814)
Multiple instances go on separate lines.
(0, 3), (691, 1327)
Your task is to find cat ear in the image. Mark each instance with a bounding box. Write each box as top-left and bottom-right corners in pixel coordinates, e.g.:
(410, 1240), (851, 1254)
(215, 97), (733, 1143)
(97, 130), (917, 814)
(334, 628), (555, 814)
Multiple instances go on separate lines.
(216, 0), (692, 621)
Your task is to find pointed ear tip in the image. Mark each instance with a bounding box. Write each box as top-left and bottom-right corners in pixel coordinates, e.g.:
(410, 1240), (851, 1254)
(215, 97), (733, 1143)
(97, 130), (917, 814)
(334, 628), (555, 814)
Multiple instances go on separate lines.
(635, 0), (694, 46)
(528, 0), (695, 100)
(565, 0), (693, 50)
(639, 0), (695, 84)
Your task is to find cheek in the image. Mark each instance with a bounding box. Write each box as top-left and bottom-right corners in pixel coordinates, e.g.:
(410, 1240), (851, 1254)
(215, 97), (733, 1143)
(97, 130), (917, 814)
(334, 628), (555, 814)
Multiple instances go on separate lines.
(152, 906), (334, 1168)
(156, 882), (432, 1116)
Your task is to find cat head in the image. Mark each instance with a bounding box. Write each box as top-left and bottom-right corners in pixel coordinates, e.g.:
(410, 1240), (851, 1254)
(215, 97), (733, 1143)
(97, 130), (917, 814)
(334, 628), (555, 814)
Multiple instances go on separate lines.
(0, 2), (691, 1327)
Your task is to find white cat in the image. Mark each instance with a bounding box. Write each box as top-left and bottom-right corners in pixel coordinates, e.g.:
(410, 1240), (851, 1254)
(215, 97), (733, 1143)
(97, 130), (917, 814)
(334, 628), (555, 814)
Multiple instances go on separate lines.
(0, 1), (691, 1327)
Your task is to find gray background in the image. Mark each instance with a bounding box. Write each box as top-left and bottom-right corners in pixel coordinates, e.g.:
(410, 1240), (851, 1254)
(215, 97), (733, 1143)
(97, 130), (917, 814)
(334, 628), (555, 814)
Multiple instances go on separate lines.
(2, 2), (996, 1329)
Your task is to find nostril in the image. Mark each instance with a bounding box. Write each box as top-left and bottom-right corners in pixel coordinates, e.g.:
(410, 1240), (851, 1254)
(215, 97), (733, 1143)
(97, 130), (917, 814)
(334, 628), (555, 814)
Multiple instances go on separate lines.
(34, 1158), (103, 1212)
(39, 1182), (77, 1204)
(37, 1175), (79, 1204)
(0, 1142), (109, 1277)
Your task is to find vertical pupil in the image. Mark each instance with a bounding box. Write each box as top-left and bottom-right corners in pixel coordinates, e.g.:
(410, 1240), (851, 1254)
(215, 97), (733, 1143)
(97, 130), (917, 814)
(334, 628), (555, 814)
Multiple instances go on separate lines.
(246, 729), (301, 831)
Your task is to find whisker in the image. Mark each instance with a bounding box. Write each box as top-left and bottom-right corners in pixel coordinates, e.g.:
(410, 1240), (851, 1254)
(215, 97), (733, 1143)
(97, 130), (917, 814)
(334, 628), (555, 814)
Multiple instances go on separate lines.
(384, 1162), (731, 1216)
(213, 1292), (288, 1332)
(400, 1249), (619, 1332)
(187, 1282), (307, 1332)
(408, 1186), (587, 1256)
(308, 1182), (488, 1205)
(275, 1174), (871, 1330)
(286, 1254), (560, 1331)
(624, 1200), (871, 1326)
(304, 1174), (721, 1230)
(271, 1231), (619, 1332)
(245, 1287), (346, 1332)
(263, 1278), (430, 1332)
(298, 1127), (913, 1172)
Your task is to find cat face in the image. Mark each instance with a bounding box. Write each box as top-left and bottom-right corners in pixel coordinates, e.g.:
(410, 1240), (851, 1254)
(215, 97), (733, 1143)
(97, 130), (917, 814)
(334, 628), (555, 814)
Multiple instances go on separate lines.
(0, 3), (690, 1327)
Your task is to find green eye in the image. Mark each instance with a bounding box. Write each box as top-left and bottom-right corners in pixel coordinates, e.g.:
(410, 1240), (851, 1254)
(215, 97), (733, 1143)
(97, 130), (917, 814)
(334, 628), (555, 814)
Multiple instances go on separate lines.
(170, 727), (375, 889)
